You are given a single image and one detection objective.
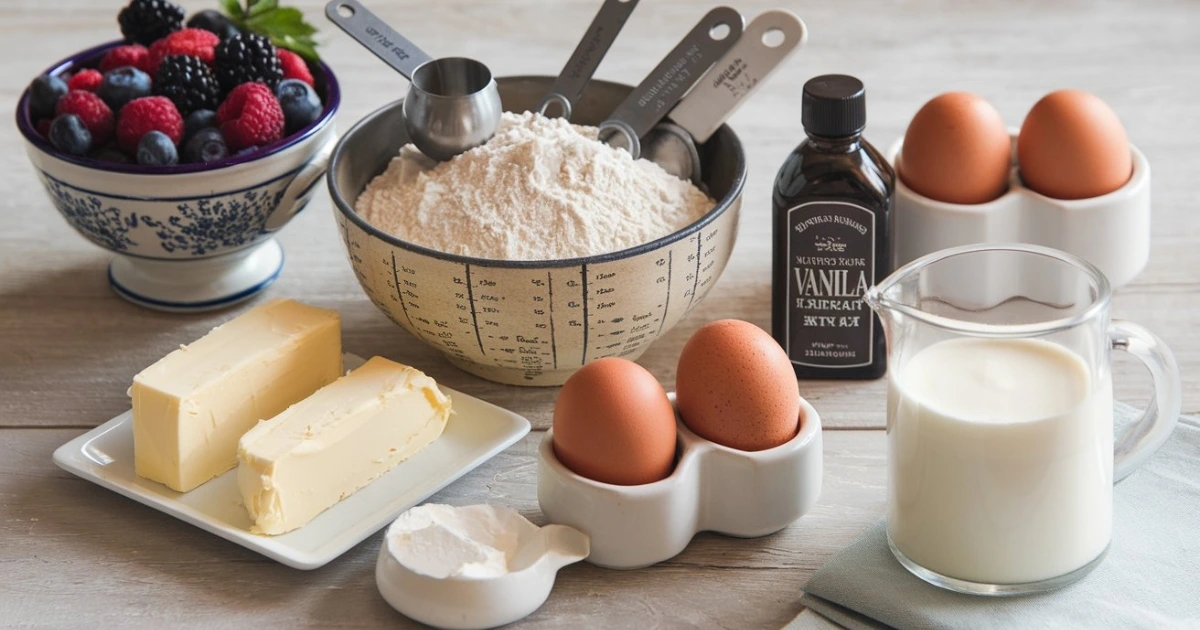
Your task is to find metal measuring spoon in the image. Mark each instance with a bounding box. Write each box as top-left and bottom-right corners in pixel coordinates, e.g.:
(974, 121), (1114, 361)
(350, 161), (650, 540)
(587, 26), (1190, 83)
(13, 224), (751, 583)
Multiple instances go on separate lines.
(643, 10), (806, 186)
(597, 6), (745, 159)
(326, 0), (503, 161)
(538, 0), (641, 120)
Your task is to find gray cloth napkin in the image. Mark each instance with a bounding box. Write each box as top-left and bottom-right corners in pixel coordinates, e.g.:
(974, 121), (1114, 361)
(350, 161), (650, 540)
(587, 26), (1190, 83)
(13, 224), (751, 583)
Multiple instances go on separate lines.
(792, 404), (1200, 630)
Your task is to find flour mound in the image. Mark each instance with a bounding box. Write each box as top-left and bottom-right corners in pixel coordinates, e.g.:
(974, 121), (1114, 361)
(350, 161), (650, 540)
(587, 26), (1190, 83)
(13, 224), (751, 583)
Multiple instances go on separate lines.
(356, 111), (714, 261)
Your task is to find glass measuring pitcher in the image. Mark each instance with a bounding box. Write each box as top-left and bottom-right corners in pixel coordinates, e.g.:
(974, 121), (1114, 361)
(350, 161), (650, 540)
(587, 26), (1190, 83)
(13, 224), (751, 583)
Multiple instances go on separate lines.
(864, 243), (1181, 596)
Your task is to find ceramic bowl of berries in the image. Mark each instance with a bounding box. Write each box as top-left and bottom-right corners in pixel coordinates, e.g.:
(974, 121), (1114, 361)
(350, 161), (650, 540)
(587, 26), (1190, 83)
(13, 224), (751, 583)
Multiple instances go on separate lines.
(16, 0), (338, 312)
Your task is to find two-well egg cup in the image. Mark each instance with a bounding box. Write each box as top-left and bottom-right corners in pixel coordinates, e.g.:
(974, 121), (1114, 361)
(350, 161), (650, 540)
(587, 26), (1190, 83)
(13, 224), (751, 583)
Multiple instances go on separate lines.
(889, 133), (1151, 289)
(537, 395), (823, 570)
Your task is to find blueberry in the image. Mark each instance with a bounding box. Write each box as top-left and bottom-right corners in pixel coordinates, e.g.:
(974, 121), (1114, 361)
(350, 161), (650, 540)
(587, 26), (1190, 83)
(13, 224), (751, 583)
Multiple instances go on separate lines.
(136, 131), (178, 166)
(30, 74), (68, 120)
(187, 9), (241, 41)
(184, 109), (217, 143)
(183, 128), (229, 164)
(275, 79), (322, 134)
(98, 67), (152, 112)
(49, 114), (92, 155)
(235, 145), (260, 157)
(93, 146), (133, 164)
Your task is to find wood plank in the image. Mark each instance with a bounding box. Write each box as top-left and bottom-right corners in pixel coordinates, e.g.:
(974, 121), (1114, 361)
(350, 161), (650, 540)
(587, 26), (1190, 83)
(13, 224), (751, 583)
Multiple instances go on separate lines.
(0, 428), (885, 628)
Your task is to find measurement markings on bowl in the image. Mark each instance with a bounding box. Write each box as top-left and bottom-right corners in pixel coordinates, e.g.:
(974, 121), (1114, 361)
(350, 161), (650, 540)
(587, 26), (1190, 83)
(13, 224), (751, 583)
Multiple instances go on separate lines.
(657, 251), (673, 338)
(463, 264), (486, 356)
(344, 205), (735, 383)
(545, 272), (558, 370)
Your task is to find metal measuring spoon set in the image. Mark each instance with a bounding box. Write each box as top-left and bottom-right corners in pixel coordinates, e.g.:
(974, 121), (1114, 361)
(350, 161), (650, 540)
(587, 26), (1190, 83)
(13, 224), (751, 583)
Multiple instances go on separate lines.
(326, 0), (806, 180)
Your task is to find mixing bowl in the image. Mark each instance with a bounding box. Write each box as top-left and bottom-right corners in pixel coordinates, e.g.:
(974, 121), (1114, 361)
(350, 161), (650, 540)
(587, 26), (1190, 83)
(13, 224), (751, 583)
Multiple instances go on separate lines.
(328, 77), (745, 385)
(17, 41), (340, 312)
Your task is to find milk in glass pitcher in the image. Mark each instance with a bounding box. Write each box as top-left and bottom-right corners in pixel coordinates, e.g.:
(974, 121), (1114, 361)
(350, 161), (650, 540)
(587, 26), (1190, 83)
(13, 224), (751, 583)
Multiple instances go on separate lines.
(864, 243), (1181, 595)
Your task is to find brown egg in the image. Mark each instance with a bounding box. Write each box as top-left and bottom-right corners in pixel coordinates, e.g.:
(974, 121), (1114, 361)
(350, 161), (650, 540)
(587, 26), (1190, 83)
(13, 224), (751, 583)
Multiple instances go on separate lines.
(898, 92), (1012, 204)
(675, 320), (801, 451)
(552, 357), (677, 486)
(1017, 89), (1132, 200)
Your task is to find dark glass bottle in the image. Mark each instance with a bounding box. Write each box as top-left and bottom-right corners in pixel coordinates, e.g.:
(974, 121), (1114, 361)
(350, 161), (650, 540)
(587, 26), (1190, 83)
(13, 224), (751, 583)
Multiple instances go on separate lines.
(772, 75), (895, 380)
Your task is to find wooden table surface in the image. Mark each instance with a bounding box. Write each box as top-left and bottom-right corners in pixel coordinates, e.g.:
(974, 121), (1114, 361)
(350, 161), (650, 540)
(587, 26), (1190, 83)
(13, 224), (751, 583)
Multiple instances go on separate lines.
(3, 0), (1197, 627)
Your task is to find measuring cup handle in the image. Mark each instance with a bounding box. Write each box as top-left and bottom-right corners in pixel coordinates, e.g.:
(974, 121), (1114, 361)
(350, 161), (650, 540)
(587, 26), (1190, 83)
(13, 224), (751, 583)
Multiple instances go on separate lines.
(539, 524), (591, 569)
(325, 0), (433, 79)
(263, 135), (337, 232)
(538, 0), (642, 119)
(1110, 319), (1182, 482)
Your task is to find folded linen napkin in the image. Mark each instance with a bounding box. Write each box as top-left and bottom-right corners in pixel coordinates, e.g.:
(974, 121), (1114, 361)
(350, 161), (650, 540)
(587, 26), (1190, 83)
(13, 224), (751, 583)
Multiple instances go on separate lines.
(791, 405), (1200, 630)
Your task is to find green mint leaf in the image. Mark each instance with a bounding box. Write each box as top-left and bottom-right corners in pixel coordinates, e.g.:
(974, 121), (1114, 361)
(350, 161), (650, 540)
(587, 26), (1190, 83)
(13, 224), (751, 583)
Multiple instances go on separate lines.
(273, 35), (319, 62)
(237, 3), (323, 61)
(219, 0), (244, 21)
(247, 0), (279, 18)
(246, 8), (317, 37)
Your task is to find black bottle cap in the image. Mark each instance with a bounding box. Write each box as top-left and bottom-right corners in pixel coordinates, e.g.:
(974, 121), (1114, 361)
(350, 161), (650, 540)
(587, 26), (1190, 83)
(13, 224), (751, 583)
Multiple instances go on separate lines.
(802, 75), (867, 137)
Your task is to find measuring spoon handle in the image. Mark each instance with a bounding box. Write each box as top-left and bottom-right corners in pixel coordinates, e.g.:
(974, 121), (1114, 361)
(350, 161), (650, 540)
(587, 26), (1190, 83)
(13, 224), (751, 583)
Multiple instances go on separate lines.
(668, 10), (806, 144)
(539, 0), (642, 119)
(599, 6), (745, 158)
(325, 0), (434, 80)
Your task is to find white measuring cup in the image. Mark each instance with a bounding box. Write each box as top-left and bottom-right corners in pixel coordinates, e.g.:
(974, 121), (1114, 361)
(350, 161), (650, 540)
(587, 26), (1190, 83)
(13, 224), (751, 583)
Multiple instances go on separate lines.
(375, 511), (590, 629)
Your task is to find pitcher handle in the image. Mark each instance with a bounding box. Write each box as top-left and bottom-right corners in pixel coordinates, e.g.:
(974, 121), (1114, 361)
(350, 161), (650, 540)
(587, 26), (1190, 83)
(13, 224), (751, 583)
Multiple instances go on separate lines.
(1110, 320), (1181, 482)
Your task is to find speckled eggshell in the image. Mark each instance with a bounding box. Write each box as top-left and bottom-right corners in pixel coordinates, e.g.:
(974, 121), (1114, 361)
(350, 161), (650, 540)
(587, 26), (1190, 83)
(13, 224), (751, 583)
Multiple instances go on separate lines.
(675, 320), (801, 451)
(552, 357), (677, 486)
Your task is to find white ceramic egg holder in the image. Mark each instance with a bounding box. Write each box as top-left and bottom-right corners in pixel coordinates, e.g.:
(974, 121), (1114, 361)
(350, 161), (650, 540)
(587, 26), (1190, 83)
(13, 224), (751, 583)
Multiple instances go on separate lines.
(888, 133), (1151, 290)
(537, 395), (823, 570)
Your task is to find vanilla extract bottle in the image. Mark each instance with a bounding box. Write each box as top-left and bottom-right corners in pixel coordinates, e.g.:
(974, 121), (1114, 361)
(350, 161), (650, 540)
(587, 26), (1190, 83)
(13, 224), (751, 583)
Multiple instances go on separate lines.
(772, 75), (895, 379)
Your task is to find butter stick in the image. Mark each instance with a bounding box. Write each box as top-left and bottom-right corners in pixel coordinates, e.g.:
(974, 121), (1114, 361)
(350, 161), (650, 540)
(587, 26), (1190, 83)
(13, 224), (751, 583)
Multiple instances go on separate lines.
(132, 299), (342, 492)
(237, 356), (452, 535)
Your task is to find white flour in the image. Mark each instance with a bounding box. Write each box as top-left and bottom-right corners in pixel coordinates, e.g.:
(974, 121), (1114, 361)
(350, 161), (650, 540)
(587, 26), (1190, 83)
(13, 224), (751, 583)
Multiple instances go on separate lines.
(385, 504), (537, 579)
(356, 111), (714, 261)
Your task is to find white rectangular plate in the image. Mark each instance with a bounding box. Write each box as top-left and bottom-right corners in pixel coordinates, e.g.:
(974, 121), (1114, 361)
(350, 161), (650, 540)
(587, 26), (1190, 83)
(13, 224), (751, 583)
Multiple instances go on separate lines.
(52, 377), (530, 570)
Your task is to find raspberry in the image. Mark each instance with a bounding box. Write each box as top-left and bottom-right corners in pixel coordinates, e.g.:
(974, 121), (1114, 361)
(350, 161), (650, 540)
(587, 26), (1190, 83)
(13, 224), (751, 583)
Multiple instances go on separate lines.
(68, 69), (103, 92)
(100, 44), (155, 75)
(117, 96), (183, 153)
(217, 82), (284, 151)
(277, 49), (314, 87)
(148, 28), (220, 73)
(56, 90), (114, 145)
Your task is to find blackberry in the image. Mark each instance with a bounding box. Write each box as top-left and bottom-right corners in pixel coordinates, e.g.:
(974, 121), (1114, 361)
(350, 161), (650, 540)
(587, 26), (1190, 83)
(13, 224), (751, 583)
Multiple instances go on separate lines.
(214, 33), (282, 94)
(117, 0), (185, 46)
(154, 55), (219, 114)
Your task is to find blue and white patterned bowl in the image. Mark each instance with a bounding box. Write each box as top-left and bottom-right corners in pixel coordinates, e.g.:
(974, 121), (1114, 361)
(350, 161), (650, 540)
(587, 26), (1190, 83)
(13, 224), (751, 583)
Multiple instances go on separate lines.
(17, 41), (340, 312)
